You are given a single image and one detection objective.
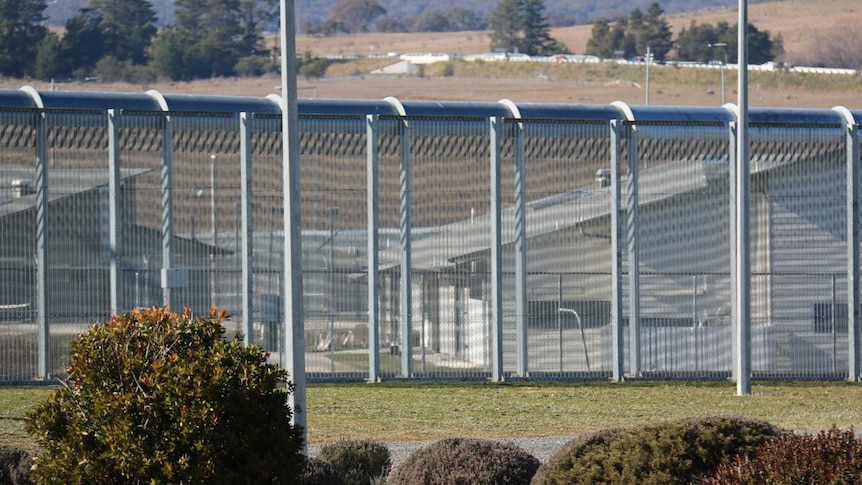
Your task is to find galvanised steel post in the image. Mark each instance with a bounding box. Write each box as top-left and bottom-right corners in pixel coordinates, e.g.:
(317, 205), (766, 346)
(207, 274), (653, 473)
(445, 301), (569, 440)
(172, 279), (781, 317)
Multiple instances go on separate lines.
(728, 119), (738, 382)
(108, 109), (121, 314)
(847, 118), (861, 381)
(489, 117), (504, 381)
(626, 121), (641, 378)
(609, 119), (624, 381)
(366, 114), (380, 382)
(513, 119), (528, 377)
(240, 113), (254, 344)
(399, 117), (413, 378)
(160, 113), (174, 307)
(35, 110), (48, 379)
(835, 107), (861, 381)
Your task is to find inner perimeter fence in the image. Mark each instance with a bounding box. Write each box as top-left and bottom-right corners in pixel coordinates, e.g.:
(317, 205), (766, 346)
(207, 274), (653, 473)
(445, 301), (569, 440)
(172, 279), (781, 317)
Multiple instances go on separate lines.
(1, 88), (861, 384)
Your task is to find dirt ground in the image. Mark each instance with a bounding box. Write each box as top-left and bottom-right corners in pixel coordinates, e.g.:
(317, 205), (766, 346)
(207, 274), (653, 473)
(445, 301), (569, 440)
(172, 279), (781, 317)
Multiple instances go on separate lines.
(4, 73), (860, 109)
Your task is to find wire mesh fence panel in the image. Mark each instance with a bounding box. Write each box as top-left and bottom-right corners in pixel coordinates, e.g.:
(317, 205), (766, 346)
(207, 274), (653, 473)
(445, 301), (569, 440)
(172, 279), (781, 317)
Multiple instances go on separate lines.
(377, 116), (406, 378)
(43, 109), (114, 377)
(117, 111), (167, 315)
(407, 116), (492, 379)
(298, 115), (370, 379)
(627, 121), (732, 378)
(750, 121), (848, 378)
(513, 119), (613, 378)
(0, 109), (39, 381)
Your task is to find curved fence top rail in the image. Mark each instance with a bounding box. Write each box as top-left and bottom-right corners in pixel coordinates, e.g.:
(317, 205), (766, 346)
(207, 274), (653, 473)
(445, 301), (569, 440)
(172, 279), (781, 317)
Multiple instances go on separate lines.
(503, 101), (622, 121)
(282, 97), (397, 116)
(14, 88), (161, 111)
(618, 103), (735, 123)
(0, 87), (859, 126)
(747, 107), (844, 125)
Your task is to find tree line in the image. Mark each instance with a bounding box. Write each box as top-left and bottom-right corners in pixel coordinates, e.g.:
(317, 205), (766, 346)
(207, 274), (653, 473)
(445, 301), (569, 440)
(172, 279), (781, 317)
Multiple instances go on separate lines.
(0, 0), (843, 83)
(586, 3), (784, 65)
(300, 0), (577, 37)
(1, 0), (278, 82)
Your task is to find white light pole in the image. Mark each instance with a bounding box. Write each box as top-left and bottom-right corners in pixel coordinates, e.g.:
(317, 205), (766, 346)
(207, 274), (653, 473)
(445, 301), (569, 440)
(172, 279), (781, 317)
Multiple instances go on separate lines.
(280, 0), (307, 448)
(734, 0), (752, 397)
(645, 46), (651, 105)
(645, 45), (673, 105)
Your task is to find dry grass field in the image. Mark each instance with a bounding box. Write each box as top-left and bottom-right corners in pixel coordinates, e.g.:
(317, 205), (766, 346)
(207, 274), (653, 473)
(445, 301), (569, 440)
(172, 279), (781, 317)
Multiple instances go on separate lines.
(1, 0), (861, 108)
(287, 0), (858, 63)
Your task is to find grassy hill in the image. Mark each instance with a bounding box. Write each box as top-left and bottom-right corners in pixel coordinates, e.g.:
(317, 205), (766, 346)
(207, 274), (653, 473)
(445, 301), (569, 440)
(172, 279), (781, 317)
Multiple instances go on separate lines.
(8, 0), (860, 109)
(294, 0), (860, 66)
(44, 0), (737, 29)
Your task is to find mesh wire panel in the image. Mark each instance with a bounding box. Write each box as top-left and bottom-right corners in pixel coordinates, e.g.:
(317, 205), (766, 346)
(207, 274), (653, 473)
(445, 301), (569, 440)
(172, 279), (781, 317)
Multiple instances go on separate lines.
(297, 115), (369, 379)
(749, 122), (847, 378)
(509, 119), (613, 378)
(627, 121), (731, 377)
(407, 116), (491, 379)
(117, 111), (165, 317)
(0, 110), (39, 381)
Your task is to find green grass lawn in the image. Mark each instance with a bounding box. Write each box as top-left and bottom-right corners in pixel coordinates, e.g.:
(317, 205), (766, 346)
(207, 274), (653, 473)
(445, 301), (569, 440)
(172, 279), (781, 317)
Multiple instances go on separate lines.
(2, 381), (860, 450)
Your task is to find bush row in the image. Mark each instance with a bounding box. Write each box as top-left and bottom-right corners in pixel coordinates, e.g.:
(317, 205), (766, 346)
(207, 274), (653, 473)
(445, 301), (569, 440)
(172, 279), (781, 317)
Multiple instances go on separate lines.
(310, 418), (862, 485)
(13, 308), (862, 484)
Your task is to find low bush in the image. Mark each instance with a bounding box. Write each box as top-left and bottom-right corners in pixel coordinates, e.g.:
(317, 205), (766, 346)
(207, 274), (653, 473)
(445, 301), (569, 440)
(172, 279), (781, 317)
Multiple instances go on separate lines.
(301, 456), (346, 485)
(699, 426), (862, 484)
(25, 307), (304, 484)
(317, 439), (391, 485)
(389, 437), (540, 485)
(532, 415), (786, 485)
(0, 446), (33, 485)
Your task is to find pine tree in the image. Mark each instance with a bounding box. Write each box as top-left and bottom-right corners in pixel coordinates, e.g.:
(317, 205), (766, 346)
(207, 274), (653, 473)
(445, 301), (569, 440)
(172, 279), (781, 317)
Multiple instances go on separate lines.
(486, 0), (522, 53)
(0, 0), (49, 76)
(520, 0), (559, 56)
(87, 0), (158, 64)
(487, 0), (564, 55)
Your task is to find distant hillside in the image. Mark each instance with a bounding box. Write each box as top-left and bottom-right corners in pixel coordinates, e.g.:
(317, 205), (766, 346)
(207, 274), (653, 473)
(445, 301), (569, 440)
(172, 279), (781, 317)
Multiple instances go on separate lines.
(44, 0), (742, 28)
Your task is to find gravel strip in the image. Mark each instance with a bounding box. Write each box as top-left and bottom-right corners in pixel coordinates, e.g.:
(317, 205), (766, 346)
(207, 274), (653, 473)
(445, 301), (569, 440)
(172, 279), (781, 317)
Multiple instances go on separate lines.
(308, 436), (576, 467)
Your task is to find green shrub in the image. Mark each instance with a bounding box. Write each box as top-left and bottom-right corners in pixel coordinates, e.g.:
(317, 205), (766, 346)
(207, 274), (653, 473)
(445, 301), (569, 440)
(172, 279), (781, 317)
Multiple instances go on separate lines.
(390, 437), (540, 485)
(0, 446), (33, 485)
(235, 55), (274, 77)
(317, 439), (391, 485)
(532, 415), (786, 485)
(25, 307), (304, 484)
(699, 426), (862, 484)
(301, 456), (346, 485)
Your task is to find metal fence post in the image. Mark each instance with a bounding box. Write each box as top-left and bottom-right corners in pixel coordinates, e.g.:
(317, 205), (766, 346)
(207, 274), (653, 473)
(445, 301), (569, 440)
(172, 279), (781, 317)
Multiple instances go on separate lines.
(399, 117), (413, 378)
(489, 116), (504, 381)
(160, 113), (174, 307)
(108, 109), (121, 314)
(366, 114), (380, 382)
(240, 112), (254, 344)
(836, 108), (861, 381)
(626, 121), (641, 377)
(849, 121), (861, 382)
(609, 119), (624, 381)
(513, 118), (528, 377)
(35, 109), (49, 379)
(728, 120), (739, 382)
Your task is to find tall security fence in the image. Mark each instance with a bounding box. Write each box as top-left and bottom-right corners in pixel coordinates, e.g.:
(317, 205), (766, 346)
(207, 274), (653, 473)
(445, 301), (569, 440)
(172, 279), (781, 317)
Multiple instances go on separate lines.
(0, 89), (860, 383)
